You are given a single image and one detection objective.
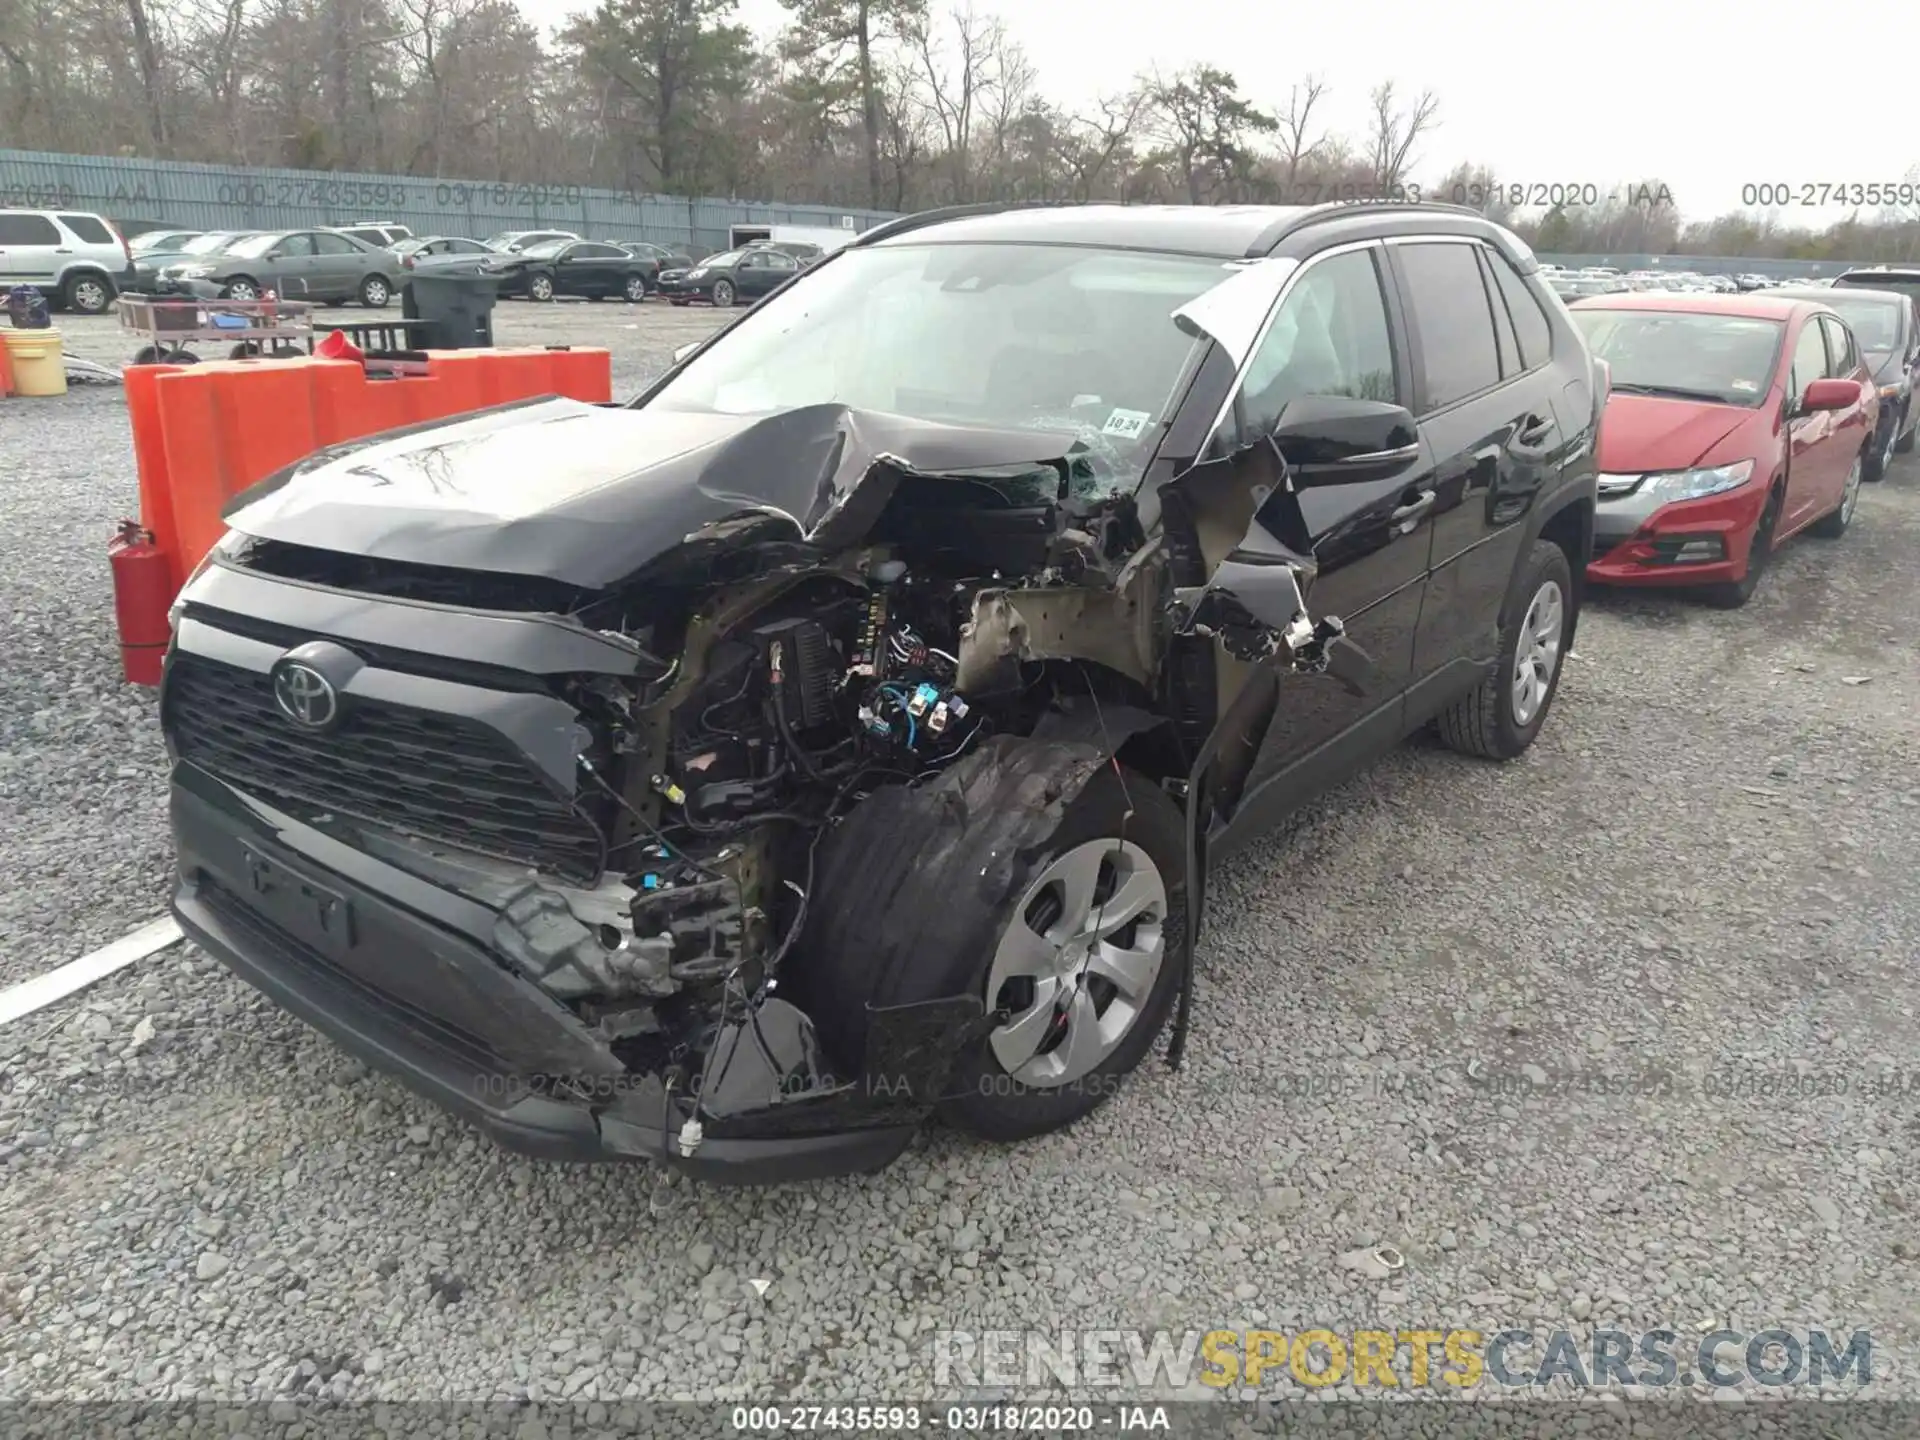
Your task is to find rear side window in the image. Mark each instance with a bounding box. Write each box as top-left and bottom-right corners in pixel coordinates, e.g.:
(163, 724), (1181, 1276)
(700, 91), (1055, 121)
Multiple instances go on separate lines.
(1397, 241), (1502, 411)
(0, 213), (62, 245)
(1476, 248), (1521, 378)
(58, 213), (113, 244)
(1485, 249), (1554, 370)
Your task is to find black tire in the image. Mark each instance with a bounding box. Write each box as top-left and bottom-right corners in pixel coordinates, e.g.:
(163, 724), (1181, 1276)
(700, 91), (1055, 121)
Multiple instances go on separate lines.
(1435, 539), (1574, 759)
(221, 277), (260, 302)
(623, 274), (648, 303)
(63, 271), (115, 315)
(358, 274), (392, 308)
(128, 345), (164, 365)
(711, 278), (736, 307)
(670, 298), (689, 307)
(1895, 405), (1916, 454)
(1810, 453), (1862, 539)
(1706, 481), (1782, 608)
(795, 738), (1188, 1143)
(528, 273), (555, 302)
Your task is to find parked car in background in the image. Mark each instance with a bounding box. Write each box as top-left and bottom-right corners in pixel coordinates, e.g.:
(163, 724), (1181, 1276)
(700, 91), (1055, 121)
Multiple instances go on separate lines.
(0, 208), (135, 313)
(656, 246), (803, 305)
(482, 229), (580, 254)
(391, 235), (499, 271)
(604, 240), (695, 271)
(1572, 293), (1875, 607)
(488, 239), (653, 302)
(1773, 283), (1920, 476)
(1735, 274), (1772, 291)
(136, 230), (262, 295)
(333, 222), (414, 249)
(743, 238), (827, 267)
(130, 229), (204, 256)
(164, 228), (399, 306)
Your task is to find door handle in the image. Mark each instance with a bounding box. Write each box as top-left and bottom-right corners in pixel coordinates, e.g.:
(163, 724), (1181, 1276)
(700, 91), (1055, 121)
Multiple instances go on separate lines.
(1514, 414), (1557, 449)
(1390, 488), (1436, 524)
(1336, 442), (1420, 467)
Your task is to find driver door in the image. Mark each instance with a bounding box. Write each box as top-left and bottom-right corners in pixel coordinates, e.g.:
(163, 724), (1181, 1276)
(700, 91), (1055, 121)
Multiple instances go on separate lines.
(1193, 243), (1433, 834)
(259, 232), (316, 297)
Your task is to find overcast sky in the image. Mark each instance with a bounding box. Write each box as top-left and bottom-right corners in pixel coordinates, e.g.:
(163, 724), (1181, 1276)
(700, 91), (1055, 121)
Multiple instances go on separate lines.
(514, 0), (1917, 224)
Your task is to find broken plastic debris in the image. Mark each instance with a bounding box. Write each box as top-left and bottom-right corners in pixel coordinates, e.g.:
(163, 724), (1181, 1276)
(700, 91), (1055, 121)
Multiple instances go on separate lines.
(1841, 676), (1873, 686)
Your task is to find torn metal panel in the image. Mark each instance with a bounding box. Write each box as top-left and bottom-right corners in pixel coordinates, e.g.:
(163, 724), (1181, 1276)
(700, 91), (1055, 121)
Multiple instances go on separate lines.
(222, 398), (1091, 590)
(1172, 256), (1301, 369)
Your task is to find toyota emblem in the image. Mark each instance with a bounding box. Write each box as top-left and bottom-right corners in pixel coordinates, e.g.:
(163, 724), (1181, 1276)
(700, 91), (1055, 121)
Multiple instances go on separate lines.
(272, 660), (339, 731)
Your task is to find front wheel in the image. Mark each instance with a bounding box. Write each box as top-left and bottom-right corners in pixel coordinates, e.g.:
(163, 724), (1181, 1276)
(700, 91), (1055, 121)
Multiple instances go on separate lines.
(710, 278), (735, 307)
(1435, 540), (1573, 759)
(1895, 405), (1916, 454)
(796, 739), (1187, 1143)
(528, 274), (555, 302)
(1811, 454), (1862, 538)
(221, 278), (259, 302)
(358, 274), (391, 308)
(1706, 483), (1782, 608)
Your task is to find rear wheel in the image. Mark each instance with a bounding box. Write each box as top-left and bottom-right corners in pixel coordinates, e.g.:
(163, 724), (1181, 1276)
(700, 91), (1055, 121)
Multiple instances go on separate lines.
(622, 275), (648, 303)
(64, 272), (114, 315)
(1435, 540), (1572, 759)
(1811, 454), (1862, 538)
(1706, 482), (1782, 608)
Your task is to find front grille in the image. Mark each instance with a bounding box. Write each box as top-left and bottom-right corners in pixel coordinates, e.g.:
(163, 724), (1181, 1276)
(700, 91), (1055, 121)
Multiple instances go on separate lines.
(166, 654), (606, 882)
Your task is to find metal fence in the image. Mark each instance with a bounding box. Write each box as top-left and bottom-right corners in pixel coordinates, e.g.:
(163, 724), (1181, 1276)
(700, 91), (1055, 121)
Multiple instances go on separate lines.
(0, 149), (900, 257)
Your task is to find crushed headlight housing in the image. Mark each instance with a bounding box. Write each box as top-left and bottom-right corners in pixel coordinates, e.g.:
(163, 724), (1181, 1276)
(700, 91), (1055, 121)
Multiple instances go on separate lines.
(1643, 459), (1753, 503)
(167, 529), (246, 628)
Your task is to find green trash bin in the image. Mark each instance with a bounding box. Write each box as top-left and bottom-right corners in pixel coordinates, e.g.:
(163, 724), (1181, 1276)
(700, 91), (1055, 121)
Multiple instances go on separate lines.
(400, 266), (500, 349)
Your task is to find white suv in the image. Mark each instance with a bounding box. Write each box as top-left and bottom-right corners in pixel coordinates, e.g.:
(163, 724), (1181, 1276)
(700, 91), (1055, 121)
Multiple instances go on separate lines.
(0, 209), (136, 314)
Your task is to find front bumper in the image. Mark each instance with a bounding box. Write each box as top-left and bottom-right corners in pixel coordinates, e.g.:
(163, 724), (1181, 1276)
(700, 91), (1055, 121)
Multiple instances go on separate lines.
(1587, 478), (1768, 587)
(653, 275), (710, 300)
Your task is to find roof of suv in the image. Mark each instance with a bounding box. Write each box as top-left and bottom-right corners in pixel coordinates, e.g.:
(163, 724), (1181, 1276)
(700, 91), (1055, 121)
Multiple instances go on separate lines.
(854, 201), (1520, 260)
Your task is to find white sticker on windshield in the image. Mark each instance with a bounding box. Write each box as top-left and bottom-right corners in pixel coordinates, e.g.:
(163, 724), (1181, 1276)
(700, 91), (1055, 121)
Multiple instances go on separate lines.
(1731, 379), (1758, 392)
(1071, 393), (1103, 408)
(1102, 408), (1152, 440)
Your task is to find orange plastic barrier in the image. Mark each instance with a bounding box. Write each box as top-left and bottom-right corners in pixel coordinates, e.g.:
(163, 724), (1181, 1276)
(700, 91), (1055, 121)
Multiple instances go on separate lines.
(126, 346), (613, 603)
(0, 333), (13, 397)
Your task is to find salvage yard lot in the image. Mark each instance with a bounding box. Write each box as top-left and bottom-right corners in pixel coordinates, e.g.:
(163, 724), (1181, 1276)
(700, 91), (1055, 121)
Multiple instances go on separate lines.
(3, 302), (1918, 1403)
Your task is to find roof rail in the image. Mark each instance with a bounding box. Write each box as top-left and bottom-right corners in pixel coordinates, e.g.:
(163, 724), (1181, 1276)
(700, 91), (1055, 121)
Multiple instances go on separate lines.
(850, 202), (1034, 247)
(1248, 199), (1494, 255)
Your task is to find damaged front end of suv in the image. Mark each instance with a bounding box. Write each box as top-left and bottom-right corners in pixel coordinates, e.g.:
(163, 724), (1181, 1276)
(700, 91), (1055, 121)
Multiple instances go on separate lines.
(163, 234), (1339, 1181)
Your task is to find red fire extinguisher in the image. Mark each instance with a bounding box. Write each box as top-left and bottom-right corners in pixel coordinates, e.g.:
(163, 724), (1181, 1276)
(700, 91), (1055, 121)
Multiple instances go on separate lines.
(108, 519), (174, 687)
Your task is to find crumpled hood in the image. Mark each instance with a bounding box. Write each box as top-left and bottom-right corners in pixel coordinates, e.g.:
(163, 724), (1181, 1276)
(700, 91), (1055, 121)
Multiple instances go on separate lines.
(1595, 393), (1755, 474)
(222, 397), (1083, 590)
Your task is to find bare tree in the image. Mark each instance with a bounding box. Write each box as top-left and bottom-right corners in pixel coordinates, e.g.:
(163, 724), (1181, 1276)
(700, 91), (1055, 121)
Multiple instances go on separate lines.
(1274, 73), (1325, 190)
(907, 3), (1011, 204)
(1365, 80), (1438, 194)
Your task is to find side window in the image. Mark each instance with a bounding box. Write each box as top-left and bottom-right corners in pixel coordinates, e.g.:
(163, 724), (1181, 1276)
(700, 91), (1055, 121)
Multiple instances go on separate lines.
(1235, 247), (1397, 442)
(275, 233), (315, 257)
(767, 252), (799, 272)
(1819, 315), (1855, 375)
(0, 213), (62, 245)
(1789, 320), (1828, 398)
(1485, 248), (1554, 370)
(58, 213), (113, 244)
(1476, 247), (1520, 378)
(1397, 241), (1503, 410)
(312, 233), (358, 256)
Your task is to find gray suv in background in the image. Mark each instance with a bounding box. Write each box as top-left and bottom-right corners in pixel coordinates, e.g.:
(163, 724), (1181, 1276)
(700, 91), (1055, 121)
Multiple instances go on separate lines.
(0, 209), (136, 313)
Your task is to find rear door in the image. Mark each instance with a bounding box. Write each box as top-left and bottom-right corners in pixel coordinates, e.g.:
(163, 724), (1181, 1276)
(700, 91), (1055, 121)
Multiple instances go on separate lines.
(1388, 237), (1557, 688)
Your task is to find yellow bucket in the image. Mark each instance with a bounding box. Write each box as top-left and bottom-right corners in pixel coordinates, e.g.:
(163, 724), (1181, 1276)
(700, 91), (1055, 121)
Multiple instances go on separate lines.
(2, 327), (68, 397)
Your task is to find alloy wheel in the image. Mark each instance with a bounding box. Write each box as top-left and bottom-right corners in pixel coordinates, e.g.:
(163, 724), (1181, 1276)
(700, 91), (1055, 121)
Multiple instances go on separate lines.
(225, 280), (257, 301)
(985, 839), (1168, 1089)
(1841, 455), (1862, 524)
(71, 278), (109, 313)
(1511, 580), (1564, 728)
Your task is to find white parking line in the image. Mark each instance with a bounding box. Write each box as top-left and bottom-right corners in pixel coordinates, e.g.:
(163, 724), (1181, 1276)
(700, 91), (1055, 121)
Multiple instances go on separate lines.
(0, 916), (183, 1028)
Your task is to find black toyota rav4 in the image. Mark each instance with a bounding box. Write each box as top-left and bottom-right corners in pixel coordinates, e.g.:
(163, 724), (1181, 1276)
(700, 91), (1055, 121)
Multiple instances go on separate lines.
(163, 202), (1600, 1183)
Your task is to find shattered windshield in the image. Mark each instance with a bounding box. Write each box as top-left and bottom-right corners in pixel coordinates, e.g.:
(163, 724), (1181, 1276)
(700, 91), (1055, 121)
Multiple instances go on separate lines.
(646, 242), (1233, 497)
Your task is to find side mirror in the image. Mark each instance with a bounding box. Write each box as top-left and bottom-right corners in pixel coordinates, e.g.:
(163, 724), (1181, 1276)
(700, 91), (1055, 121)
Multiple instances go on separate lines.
(672, 342), (700, 364)
(1269, 395), (1421, 483)
(1801, 378), (1862, 413)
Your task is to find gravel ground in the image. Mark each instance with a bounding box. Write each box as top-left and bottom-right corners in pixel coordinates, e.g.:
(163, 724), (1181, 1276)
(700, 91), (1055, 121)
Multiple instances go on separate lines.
(2, 305), (1918, 1410)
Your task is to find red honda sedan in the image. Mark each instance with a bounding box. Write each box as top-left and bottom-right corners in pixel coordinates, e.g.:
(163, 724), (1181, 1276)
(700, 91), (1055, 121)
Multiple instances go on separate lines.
(1569, 293), (1878, 606)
